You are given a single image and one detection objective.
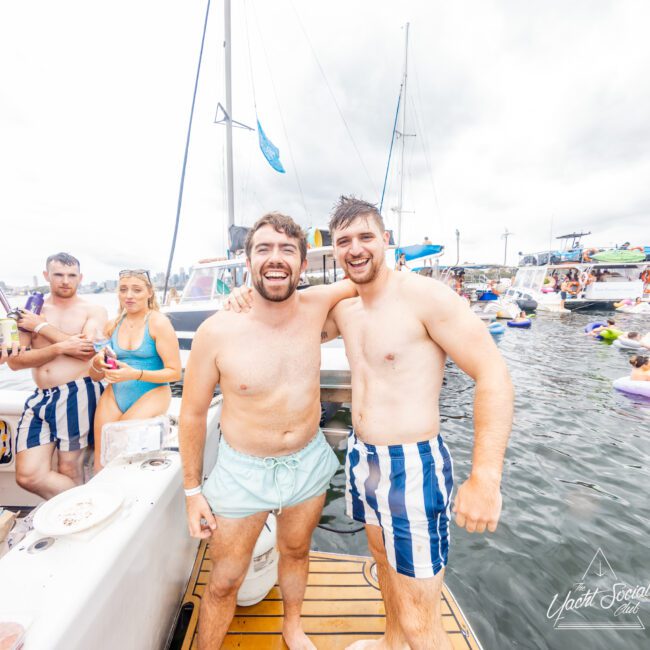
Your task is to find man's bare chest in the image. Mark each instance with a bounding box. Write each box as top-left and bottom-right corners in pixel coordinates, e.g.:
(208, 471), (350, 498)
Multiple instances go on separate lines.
(218, 326), (321, 395)
(339, 309), (429, 369)
(42, 304), (87, 335)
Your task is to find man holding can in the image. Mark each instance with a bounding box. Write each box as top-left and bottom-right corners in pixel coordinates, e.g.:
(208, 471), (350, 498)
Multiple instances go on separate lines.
(7, 253), (108, 499)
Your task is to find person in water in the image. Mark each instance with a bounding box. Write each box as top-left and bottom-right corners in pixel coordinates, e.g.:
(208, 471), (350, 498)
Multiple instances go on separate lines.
(587, 318), (616, 337)
(513, 310), (528, 323)
(629, 355), (650, 381)
(90, 269), (181, 472)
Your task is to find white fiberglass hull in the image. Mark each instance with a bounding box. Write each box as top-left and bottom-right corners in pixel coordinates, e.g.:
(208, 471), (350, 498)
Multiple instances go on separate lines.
(0, 397), (222, 650)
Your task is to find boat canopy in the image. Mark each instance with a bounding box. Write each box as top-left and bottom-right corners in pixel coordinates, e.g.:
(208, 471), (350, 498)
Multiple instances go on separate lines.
(395, 244), (444, 262)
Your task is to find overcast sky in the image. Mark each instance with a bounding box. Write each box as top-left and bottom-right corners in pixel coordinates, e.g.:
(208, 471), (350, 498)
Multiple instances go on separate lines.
(1, 0), (649, 286)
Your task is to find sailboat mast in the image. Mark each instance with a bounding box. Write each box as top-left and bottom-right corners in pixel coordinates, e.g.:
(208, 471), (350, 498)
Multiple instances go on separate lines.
(397, 22), (409, 249)
(224, 0), (235, 233)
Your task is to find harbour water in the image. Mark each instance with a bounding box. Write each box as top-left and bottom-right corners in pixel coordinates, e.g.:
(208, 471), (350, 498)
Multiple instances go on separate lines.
(2, 301), (649, 649)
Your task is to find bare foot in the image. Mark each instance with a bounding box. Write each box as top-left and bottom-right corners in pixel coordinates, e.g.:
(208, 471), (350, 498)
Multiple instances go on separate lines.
(282, 623), (316, 650)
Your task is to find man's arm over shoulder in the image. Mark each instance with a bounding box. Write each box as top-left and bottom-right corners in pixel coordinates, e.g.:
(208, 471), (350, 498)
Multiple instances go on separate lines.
(306, 280), (357, 343)
(304, 279), (357, 312)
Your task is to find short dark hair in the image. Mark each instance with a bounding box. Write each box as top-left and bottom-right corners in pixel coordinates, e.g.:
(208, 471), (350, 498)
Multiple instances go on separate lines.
(630, 355), (648, 368)
(244, 213), (307, 262)
(46, 252), (80, 271)
(628, 332), (639, 339)
(607, 319), (615, 325)
(329, 195), (385, 235)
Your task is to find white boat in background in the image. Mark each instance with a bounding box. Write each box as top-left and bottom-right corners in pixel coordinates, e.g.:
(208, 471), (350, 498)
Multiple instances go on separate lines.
(504, 261), (649, 312)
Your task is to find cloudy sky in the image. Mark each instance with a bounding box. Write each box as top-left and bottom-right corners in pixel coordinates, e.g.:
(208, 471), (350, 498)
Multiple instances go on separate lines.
(1, 0), (649, 286)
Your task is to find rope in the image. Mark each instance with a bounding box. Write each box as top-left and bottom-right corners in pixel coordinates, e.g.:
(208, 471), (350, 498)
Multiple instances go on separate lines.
(163, 0), (212, 303)
(249, 0), (311, 221)
(410, 61), (444, 231)
(287, 0), (378, 196)
(379, 89), (402, 213)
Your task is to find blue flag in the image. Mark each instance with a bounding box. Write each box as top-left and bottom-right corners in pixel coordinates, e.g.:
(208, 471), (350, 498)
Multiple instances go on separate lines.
(257, 119), (285, 173)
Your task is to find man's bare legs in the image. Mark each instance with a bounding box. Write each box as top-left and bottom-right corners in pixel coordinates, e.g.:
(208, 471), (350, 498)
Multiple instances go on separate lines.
(15, 443), (82, 499)
(347, 524), (408, 650)
(198, 511), (268, 650)
(276, 493), (326, 650)
(348, 523), (452, 650)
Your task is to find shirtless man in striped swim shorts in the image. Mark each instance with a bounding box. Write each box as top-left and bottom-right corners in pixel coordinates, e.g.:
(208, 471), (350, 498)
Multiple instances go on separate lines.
(8, 253), (107, 499)
(322, 197), (514, 649)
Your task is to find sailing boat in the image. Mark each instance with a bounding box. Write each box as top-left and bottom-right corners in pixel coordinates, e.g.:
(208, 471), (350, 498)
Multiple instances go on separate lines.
(0, 6), (481, 649)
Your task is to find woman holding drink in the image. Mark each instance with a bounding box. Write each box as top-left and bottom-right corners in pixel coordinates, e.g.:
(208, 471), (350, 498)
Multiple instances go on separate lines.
(89, 269), (181, 471)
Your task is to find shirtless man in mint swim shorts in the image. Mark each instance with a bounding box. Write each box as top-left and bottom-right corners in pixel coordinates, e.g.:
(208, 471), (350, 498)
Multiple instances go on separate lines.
(323, 196), (514, 649)
(179, 213), (357, 650)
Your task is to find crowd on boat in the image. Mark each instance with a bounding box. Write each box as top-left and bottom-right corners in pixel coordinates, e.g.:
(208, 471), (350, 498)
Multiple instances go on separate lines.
(1, 197), (516, 649)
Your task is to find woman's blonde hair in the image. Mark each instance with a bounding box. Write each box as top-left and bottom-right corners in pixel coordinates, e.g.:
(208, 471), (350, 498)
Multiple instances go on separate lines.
(106, 271), (160, 337)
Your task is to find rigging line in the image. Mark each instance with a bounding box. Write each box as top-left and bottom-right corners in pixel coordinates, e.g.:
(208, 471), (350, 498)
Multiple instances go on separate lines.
(250, 0), (310, 221)
(243, 0), (257, 111)
(163, 0), (212, 304)
(409, 92), (440, 223)
(379, 89), (402, 213)
(287, 0), (378, 195)
(411, 58), (443, 228)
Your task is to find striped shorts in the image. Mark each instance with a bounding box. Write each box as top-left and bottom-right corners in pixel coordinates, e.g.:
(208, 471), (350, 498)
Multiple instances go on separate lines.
(345, 431), (454, 579)
(16, 377), (104, 453)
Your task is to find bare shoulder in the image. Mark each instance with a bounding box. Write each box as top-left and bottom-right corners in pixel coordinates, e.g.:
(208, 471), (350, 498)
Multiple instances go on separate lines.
(195, 309), (240, 340)
(79, 298), (108, 321)
(148, 310), (175, 333)
(397, 273), (467, 318)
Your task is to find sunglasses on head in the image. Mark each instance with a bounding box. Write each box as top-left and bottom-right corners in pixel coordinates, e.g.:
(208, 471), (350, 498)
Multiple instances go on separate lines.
(119, 269), (151, 283)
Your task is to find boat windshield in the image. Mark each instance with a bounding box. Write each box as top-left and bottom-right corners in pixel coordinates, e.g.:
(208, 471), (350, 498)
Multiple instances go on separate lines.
(181, 265), (248, 303)
(512, 268), (546, 291)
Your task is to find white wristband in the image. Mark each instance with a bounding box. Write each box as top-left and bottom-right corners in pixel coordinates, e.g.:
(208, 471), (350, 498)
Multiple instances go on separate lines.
(34, 322), (49, 334)
(184, 485), (202, 497)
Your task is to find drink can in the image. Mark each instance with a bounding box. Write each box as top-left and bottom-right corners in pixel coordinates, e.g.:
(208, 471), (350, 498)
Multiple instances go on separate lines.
(24, 291), (45, 315)
(0, 319), (19, 347)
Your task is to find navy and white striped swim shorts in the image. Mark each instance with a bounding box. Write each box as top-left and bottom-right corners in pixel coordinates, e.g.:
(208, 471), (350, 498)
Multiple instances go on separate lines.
(16, 377), (104, 453)
(345, 431), (454, 579)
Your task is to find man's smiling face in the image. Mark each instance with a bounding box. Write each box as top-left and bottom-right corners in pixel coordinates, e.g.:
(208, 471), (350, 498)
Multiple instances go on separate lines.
(332, 215), (389, 285)
(248, 224), (306, 302)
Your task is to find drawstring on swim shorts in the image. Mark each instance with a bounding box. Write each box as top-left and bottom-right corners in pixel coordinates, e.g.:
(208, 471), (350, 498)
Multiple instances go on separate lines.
(263, 456), (300, 514)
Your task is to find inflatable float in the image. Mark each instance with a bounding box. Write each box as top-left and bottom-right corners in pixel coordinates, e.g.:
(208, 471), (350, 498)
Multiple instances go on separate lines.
(613, 377), (650, 398)
(507, 319), (532, 328)
(600, 328), (622, 341)
(584, 321), (606, 334)
(613, 338), (644, 350)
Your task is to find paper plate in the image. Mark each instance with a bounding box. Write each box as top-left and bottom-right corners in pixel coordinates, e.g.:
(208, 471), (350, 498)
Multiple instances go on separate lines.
(33, 485), (123, 536)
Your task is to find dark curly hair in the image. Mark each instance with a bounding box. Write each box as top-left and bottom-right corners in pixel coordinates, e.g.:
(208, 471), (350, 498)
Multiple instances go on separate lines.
(244, 212), (307, 262)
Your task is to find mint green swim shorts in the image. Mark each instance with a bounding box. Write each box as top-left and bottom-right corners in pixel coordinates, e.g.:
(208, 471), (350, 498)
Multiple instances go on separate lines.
(202, 429), (340, 518)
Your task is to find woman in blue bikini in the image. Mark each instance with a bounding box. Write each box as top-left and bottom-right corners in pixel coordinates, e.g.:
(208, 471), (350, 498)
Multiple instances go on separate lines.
(90, 269), (181, 471)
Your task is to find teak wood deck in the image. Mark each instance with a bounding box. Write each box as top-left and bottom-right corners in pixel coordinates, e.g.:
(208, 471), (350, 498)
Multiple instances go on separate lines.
(179, 541), (482, 649)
